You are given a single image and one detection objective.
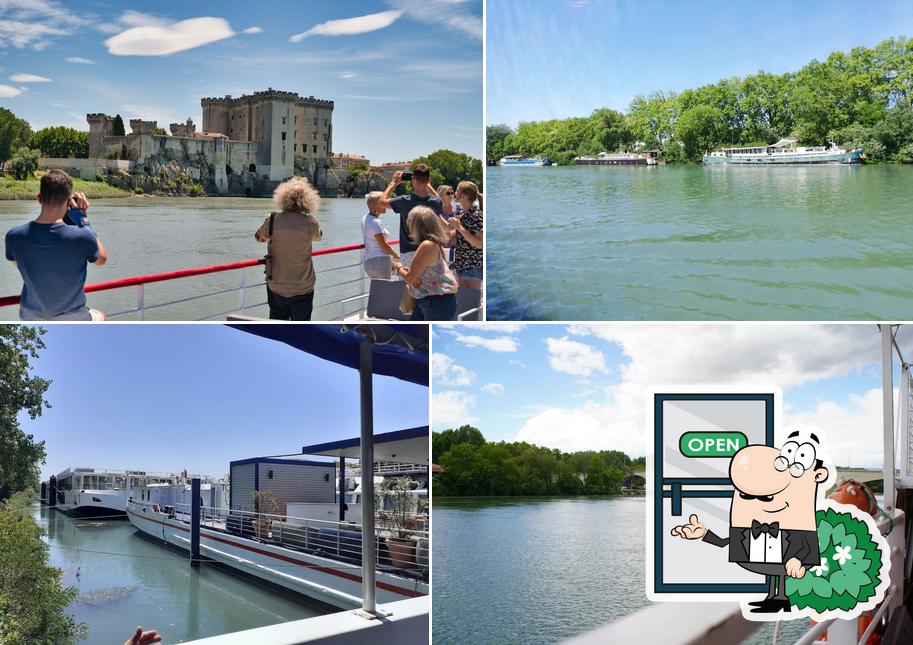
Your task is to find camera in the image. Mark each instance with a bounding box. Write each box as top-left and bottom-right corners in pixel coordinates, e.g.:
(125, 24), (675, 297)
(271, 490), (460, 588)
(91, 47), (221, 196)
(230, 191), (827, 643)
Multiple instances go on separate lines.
(401, 171), (413, 182)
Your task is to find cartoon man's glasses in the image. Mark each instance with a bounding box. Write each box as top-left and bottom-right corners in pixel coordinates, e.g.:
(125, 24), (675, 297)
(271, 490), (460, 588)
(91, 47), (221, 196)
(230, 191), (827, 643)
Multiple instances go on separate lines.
(774, 441), (816, 478)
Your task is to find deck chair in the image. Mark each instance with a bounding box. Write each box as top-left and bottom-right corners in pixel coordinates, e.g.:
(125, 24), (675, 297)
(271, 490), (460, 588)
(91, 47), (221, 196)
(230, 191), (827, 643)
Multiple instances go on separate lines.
(366, 279), (410, 320)
(456, 287), (483, 321)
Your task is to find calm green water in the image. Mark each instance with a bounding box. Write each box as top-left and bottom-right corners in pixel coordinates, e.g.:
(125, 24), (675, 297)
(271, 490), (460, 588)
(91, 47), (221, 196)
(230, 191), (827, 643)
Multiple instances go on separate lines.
(33, 503), (326, 643)
(432, 497), (812, 644)
(487, 165), (913, 320)
(0, 197), (375, 320)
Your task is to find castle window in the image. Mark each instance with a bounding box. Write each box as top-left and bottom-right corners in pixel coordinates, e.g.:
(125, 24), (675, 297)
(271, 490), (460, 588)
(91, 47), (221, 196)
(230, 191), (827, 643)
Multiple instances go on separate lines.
(312, 145), (317, 153)
(313, 118), (317, 126)
(281, 117), (286, 125)
(281, 132), (286, 141)
(294, 144), (298, 152)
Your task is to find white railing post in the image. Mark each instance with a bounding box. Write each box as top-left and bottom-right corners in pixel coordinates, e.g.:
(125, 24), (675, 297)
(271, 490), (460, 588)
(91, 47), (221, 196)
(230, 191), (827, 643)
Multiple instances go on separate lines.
(136, 284), (145, 320)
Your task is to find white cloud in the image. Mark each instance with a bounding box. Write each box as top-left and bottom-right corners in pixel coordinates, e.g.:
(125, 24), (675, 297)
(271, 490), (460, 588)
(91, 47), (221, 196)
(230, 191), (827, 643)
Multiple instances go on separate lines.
(785, 388), (892, 468)
(481, 383), (504, 395)
(517, 402), (645, 457)
(453, 334), (518, 353)
(545, 336), (608, 377)
(65, 56), (95, 65)
(105, 16), (236, 56)
(432, 352), (476, 387)
(339, 72), (358, 79)
(433, 391), (477, 428)
(242, 26), (263, 34)
(388, 0), (482, 40)
(10, 73), (50, 82)
(290, 10), (403, 42)
(511, 325), (885, 458)
(0, 0), (81, 49)
(0, 84), (22, 97)
(509, 359), (527, 368)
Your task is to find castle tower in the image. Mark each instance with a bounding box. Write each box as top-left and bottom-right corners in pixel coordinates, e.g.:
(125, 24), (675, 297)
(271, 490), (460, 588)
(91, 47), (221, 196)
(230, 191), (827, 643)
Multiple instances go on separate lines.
(86, 113), (114, 158)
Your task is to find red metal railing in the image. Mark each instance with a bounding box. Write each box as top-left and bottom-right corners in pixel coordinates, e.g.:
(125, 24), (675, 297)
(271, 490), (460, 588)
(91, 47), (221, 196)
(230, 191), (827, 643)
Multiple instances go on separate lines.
(0, 241), (398, 320)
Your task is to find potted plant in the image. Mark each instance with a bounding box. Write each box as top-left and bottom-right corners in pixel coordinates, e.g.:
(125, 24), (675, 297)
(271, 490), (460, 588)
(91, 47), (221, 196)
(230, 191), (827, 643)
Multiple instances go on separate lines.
(250, 490), (278, 540)
(375, 477), (418, 568)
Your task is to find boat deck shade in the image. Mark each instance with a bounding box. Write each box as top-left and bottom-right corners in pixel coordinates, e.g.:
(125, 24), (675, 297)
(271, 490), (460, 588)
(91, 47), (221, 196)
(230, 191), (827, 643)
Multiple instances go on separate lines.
(301, 426), (429, 465)
(230, 324), (429, 387)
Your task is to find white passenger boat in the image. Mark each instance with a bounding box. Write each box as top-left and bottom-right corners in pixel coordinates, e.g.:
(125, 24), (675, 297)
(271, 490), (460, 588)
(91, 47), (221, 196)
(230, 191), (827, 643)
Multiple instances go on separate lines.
(498, 154), (552, 166)
(125, 497), (428, 609)
(50, 467), (179, 517)
(703, 138), (863, 164)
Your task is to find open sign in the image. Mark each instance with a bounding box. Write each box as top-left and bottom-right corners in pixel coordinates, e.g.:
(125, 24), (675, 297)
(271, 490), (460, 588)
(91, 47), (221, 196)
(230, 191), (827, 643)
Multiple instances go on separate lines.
(679, 431), (748, 457)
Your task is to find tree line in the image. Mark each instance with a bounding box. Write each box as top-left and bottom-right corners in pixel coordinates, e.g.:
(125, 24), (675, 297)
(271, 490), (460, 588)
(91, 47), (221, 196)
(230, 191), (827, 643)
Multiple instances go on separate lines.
(433, 425), (645, 497)
(488, 36), (913, 164)
(0, 326), (86, 643)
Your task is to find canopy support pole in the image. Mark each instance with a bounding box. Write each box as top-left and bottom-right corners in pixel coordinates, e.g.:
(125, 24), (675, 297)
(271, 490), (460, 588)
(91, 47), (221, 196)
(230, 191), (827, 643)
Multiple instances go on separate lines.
(881, 325), (896, 512)
(359, 338), (377, 614)
(190, 477), (201, 567)
(338, 456), (346, 522)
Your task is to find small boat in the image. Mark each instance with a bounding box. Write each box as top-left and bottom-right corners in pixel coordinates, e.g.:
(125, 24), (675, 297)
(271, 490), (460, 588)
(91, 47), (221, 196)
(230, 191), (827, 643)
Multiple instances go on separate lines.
(703, 139), (863, 164)
(575, 151), (658, 166)
(498, 155), (552, 167)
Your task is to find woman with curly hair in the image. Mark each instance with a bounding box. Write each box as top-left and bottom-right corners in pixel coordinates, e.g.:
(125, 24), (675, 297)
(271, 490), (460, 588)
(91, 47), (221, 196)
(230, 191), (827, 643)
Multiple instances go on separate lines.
(448, 180), (483, 288)
(254, 176), (323, 320)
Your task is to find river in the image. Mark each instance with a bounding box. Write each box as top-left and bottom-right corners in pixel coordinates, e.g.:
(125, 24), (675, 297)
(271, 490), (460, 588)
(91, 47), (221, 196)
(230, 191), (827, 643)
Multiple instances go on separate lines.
(433, 497), (813, 644)
(487, 164), (913, 320)
(33, 503), (327, 643)
(0, 197), (376, 320)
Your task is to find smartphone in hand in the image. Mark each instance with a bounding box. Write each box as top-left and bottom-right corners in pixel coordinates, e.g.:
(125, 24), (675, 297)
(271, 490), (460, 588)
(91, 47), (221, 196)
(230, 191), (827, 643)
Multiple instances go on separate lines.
(64, 208), (87, 227)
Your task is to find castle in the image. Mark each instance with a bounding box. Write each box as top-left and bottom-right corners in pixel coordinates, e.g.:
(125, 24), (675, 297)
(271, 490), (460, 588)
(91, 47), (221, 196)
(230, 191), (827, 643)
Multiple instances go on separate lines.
(86, 88), (334, 195)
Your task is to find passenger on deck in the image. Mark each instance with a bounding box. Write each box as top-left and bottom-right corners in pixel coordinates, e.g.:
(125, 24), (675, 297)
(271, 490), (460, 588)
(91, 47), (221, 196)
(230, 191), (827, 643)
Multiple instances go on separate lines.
(447, 180), (483, 288)
(254, 177), (323, 321)
(436, 184), (460, 261)
(5, 169), (108, 321)
(392, 206), (458, 321)
(361, 191), (399, 280)
(379, 165), (443, 269)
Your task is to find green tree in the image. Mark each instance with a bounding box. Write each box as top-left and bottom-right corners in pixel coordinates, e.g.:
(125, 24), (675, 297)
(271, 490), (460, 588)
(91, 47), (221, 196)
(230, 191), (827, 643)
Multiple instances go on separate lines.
(0, 492), (85, 644)
(27, 127), (89, 159)
(9, 147), (40, 181)
(676, 105), (728, 160)
(0, 108), (32, 165)
(486, 124), (513, 160)
(0, 325), (51, 501)
(411, 149), (483, 190)
(589, 108), (632, 153)
(348, 162), (369, 178)
(112, 114), (125, 137)
(433, 425), (485, 463)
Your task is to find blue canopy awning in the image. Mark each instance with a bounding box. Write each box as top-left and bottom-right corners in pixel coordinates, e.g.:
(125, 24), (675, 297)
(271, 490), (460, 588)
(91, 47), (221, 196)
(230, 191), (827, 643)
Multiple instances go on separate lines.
(301, 426), (429, 464)
(230, 324), (428, 387)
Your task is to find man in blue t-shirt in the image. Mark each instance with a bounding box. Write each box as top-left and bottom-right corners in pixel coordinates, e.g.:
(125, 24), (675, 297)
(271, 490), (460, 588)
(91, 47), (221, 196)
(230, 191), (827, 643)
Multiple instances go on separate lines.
(5, 169), (108, 320)
(379, 164), (443, 267)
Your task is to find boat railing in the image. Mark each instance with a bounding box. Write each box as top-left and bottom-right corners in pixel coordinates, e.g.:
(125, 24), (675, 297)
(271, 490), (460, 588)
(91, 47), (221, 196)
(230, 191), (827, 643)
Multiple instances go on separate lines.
(345, 463), (429, 476)
(562, 506), (906, 645)
(129, 500), (429, 581)
(0, 241), (397, 321)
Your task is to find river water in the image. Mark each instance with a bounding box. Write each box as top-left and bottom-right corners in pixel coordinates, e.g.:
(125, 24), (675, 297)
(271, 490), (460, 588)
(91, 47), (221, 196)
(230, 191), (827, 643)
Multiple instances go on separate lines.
(487, 165), (913, 320)
(0, 197), (376, 320)
(433, 497), (812, 645)
(33, 503), (326, 643)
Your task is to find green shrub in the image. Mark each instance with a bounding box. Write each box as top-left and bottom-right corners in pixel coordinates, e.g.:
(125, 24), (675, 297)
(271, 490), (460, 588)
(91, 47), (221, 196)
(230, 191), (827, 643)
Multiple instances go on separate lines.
(95, 173), (106, 183)
(133, 187), (144, 194)
(9, 147), (40, 180)
(188, 183), (205, 197)
(786, 507), (885, 613)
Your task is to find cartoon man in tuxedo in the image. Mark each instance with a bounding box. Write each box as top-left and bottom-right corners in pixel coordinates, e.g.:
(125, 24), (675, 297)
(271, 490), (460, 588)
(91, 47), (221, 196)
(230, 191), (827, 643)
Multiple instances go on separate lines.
(671, 430), (830, 614)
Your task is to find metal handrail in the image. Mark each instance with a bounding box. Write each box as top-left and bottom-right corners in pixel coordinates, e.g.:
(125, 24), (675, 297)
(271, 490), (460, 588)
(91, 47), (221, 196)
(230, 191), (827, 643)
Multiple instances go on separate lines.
(1, 241), (398, 320)
(128, 499), (429, 579)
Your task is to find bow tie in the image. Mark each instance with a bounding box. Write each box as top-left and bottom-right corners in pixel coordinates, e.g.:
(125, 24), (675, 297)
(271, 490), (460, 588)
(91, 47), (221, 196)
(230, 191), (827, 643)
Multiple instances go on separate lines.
(751, 520), (779, 539)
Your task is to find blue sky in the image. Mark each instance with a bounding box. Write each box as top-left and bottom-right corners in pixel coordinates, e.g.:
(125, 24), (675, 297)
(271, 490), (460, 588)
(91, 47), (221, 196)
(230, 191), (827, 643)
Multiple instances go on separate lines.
(0, 0), (482, 162)
(488, 0), (913, 126)
(16, 325), (428, 480)
(432, 324), (908, 468)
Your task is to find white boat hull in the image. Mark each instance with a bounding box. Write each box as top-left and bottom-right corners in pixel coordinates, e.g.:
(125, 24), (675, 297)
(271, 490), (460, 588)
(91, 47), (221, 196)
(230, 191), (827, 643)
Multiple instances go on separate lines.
(126, 502), (427, 609)
(56, 490), (129, 517)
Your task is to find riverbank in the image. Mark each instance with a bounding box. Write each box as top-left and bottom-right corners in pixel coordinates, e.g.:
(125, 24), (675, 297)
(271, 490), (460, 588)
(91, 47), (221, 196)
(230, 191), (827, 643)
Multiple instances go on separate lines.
(0, 175), (131, 200)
